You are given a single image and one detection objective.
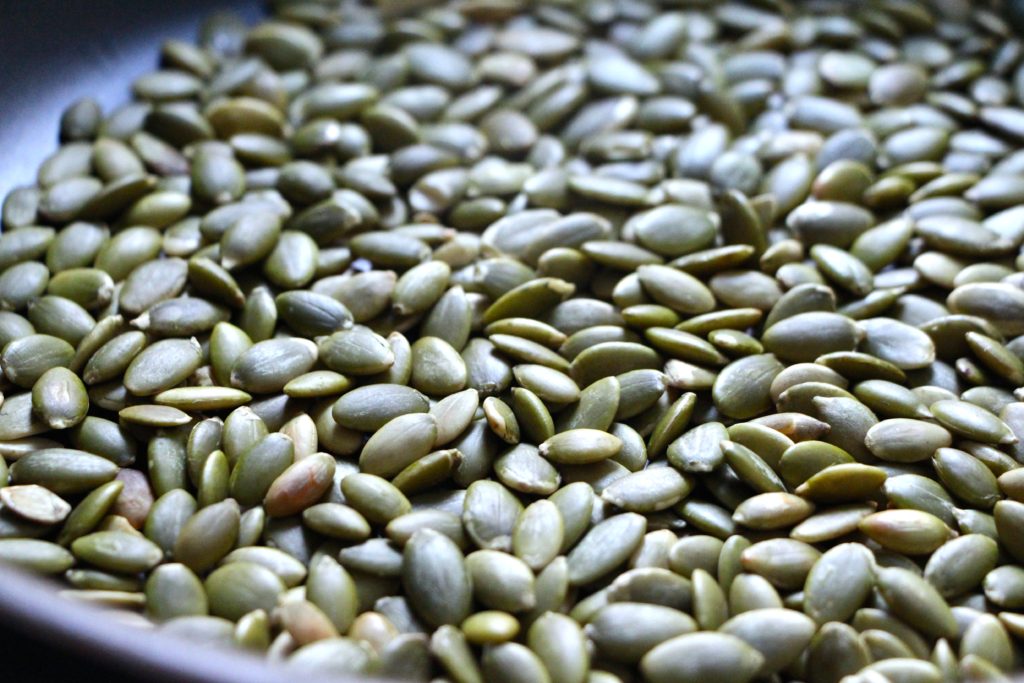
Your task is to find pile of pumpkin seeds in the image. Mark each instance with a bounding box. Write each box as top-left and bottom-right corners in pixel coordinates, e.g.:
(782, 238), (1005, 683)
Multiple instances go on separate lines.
(11, 0), (1024, 681)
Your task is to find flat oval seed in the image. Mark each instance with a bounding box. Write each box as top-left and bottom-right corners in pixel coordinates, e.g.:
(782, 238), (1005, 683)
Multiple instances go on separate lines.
(540, 429), (621, 465)
(403, 529), (472, 628)
(462, 611), (519, 646)
(462, 480), (521, 553)
(0, 485), (71, 524)
(636, 265), (715, 315)
(32, 367), (88, 430)
(586, 603), (696, 664)
(567, 512), (646, 586)
(340, 473), (410, 525)
(934, 446), (1000, 509)
(2, 334), (75, 389)
(0, 539), (74, 574)
(332, 384), (428, 432)
(795, 463), (887, 503)
(720, 608), (816, 676)
(601, 468), (693, 513)
(173, 499), (240, 573)
(58, 480), (124, 546)
(721, 441), (786, 493)
(640, 632), (764, 683)
(263, 453), (335, 518)
(411, 337), (467, 396)
(930, 399), (1016, 444)
(514, 364), (580, 404)
(230, 338), (318, 394)
(859, 509), (954, 555)
(318, 326), (394, 376)
(762, 312), (861, 362)
(71, 531), (162, 573)
(359, 413), (437, 479)
(10, 449), (119, 495)
(733, 493), (814, 530)
(803, 543), (875, 624)
(495, 444), (559, 496)
(512, 500), (563, 572)
(466, 549), (535, 612)
(154, 387), (251, 411)
(924, 534), (999, 599)
(283, 371), (351, 400)
(229, 434), (294, 507)
(528, 612), (589, 683)
(865, 419), (952, 462)
(480, 642), (550, 683)
(145, 563), (208, 621)
(123, 338), (203, 397)
(740, 539), (821, 590)
(205, 561), (285, 622)
(876, 567), (958, 640)
(713, 354), (784, 419)
(119, 405), (192, 427)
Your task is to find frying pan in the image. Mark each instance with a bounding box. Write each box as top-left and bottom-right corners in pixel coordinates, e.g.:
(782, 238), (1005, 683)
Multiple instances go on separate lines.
(0, 2), (389, 679)
(6, 1), (1024, 681)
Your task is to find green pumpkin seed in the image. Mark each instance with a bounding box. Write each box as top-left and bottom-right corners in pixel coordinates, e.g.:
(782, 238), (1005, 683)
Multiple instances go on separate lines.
(119, 404), (191, 427)
(587, 602), (696, 665)
(602, 467), (693, 513)
(263, 453), (335, 518)
(360, 413), (437, 479)
(933, 446), (1000, 509)
(2, 334), (75, 389)
(0, 485), (71, 525)
(342, 473), (410, 525)
(403, 529), (472, 627)
(31, 367), (88, 430)
(733, 493), (814, 530)
(11, 448), (119, 495)
(230, 338), (319, 394)
(527, 612), (589, 683)
(0, 539), (75, 574)
(865, 418), (952, 462)
(859, 509), (954, 555)
(72, 530), (162, 573)
(173, 498), (239, 573)
(567, 512), (645, 586)
(123, 338), (203, 397)
(803, 542), (875, 626)
(6, 4), (1024, 677)
(318, 326), (394, 376)
(930, 399), (1016, 444)
(205, 561), (285, 622)
(230, 433), (294, 507)
(713, 354), (784, 419)
(466, 549), (535, 613)
(795, 463), (887, 503)
(145, 563), (208, 621)
(640, 632), (764, 683)
(721, 440), (786, 493)
(721, 608), (816, 676)
(541, 429), (621, 465)
(876, 567), (957, 640)
(494, 444), (559, 496)
(332, 384), (428, 432)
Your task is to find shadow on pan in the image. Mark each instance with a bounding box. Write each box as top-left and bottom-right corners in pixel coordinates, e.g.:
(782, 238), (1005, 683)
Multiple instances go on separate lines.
(0, 1), (389, 680)
(0, 0), (259, 197)
(0, 566), (396, 682)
